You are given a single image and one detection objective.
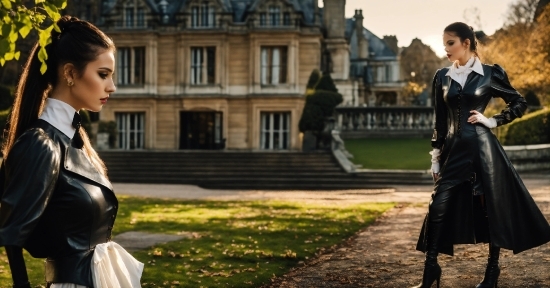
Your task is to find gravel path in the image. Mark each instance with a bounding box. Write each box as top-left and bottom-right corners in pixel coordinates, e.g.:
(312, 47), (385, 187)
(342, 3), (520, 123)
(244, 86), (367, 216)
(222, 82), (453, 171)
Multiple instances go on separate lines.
(265, 174), (550, 288)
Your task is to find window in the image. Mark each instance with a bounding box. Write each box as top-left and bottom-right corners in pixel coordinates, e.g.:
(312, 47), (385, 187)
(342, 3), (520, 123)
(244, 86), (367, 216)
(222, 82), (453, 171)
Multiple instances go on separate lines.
(375, 64), (395, 83)
(260, 13), (267, 26)
(137, 8), (145, 27)
(261, 112), (290, 150)
(122, 1), (146, 28)
(116, 113), (145, 150)
(283, 12), (291, 26)
(190, 47), (216, 84)
(125, 7), (134, 27)
(191, 4), (215, 28)
(269, 6), (280, 26)
(117, 47), (145, 86)
(261, 47), (287, 85)
(259, 7), (292, 27)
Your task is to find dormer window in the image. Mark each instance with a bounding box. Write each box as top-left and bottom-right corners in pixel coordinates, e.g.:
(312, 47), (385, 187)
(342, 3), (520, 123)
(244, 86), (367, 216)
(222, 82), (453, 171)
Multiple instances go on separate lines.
(191, 2), (215, 28)
(259, 6), (292, 27)
(268, 6), (280, 26)
(121, 0), (146, 28)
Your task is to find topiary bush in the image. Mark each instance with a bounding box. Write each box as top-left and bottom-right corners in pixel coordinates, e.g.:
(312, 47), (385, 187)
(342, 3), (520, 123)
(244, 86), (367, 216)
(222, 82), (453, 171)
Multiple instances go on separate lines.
(299, 72), (343, 133)
(306, 69), (321, 91)
(315, 73), (338, 93)
(499, 108), (550, 145)
(80, 110), (92, 137)
(98, 120), (117, 148)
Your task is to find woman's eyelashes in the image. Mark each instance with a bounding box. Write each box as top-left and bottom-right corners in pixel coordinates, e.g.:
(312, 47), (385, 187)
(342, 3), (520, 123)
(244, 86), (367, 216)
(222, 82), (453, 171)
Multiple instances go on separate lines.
(99, 72), (110, 79)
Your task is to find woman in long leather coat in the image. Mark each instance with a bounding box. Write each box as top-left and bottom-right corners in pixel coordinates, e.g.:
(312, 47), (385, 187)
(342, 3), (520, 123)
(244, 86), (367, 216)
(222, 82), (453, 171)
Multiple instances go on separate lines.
(411, 22), (550, 288)
(0, 16), (142, 287)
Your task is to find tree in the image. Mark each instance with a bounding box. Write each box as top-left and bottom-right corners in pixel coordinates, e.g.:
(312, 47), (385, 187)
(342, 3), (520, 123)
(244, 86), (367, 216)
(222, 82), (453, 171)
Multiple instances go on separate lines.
(0, 0), (67, 74)
(401, 81), (426, 106)
(481, 1), (550, 106)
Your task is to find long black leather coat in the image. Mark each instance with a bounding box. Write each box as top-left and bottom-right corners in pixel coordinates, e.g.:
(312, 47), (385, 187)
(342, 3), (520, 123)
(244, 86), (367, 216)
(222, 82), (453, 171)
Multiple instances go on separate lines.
(0, 120), (118, 286)
(417, 64), (550, 255)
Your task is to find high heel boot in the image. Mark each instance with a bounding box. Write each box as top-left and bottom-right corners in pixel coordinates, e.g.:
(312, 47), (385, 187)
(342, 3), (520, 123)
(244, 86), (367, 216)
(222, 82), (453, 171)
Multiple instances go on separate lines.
(476, 243), (500, 288)
(411, 222), (443, 288)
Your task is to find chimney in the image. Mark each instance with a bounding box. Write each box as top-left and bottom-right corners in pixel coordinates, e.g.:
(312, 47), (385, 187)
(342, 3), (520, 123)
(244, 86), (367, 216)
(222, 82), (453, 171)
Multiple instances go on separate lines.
(323, 0), (346, 39)
(354, 9), (368, 59)
(383, 35), (399, 55)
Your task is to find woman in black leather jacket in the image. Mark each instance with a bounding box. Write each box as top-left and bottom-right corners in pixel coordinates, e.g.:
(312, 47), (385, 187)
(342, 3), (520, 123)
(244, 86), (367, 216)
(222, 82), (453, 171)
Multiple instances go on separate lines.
(411, 22), (550, 288)
(0, 16), (143, 287)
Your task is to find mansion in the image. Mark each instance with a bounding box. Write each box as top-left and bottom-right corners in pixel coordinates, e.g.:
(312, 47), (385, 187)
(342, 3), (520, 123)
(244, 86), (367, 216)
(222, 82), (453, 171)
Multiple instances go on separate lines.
(65, 0), (405, 151)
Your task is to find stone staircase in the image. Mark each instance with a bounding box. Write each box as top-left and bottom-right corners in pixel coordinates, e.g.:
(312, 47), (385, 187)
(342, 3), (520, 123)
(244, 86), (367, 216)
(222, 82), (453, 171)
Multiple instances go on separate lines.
(99, 150), (432, 190)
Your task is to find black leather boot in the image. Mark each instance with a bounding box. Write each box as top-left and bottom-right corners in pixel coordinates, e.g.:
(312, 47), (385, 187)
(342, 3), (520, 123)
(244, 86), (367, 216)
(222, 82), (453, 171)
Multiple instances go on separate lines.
(412, 222), (442, 288)
(476, 243), (500, 288)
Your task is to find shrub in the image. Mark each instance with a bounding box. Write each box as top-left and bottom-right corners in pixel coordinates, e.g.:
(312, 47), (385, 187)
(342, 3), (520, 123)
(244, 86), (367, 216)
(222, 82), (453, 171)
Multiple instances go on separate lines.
(307, 91), (343, 117)
(315, 73), (338, 93)
(98, 120), (117, 148)
(306, 69), (321, 90)
(299, 103), (325, 133)
(524, 91), (541, 107)
(80, 110), (92, 137)
(499, 108), (550, 145)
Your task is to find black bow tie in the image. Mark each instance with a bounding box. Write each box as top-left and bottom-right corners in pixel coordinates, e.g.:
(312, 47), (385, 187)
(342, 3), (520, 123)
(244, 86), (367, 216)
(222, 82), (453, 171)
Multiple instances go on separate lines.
(72, 112), (84, 148)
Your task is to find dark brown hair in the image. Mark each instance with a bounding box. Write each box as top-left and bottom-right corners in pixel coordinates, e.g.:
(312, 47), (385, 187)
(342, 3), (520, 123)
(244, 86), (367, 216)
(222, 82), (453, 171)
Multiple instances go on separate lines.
(3, 15), (115, 175)
(444, 22), (479, 58)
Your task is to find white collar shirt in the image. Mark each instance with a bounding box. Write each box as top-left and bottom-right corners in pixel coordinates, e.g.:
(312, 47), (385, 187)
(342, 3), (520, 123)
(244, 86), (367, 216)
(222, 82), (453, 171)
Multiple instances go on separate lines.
(39, 98), (78, 139)
(445, 56), (484, 88)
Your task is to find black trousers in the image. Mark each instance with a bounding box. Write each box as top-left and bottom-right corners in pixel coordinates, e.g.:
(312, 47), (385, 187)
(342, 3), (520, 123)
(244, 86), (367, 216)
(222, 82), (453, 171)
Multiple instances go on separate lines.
(428, 182), (487, 224)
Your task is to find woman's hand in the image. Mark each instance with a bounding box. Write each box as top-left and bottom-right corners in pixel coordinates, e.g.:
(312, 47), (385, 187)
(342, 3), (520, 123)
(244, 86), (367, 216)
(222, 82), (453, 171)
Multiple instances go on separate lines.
(432, 171), (440, 182)
(468, 110), (497, 128)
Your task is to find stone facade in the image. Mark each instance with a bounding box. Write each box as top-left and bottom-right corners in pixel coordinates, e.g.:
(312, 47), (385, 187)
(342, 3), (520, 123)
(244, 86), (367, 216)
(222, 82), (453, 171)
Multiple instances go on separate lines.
(60, 0), (406, 151)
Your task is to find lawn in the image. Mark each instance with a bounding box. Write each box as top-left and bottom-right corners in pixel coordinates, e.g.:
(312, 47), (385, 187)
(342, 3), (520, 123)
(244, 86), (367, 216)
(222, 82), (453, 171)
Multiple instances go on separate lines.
(344, 138), (431, 170)
(0, 197), (394, 287)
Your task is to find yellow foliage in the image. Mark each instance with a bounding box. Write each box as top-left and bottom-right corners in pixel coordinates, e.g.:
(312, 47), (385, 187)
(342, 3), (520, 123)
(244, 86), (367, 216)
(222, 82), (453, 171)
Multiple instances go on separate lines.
(481, 4), (550, 106)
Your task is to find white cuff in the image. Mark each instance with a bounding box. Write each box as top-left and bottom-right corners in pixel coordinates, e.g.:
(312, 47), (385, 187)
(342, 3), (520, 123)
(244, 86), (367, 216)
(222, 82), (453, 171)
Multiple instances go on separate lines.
(429, 148), (441, 164)
(487, 117), (497, 128)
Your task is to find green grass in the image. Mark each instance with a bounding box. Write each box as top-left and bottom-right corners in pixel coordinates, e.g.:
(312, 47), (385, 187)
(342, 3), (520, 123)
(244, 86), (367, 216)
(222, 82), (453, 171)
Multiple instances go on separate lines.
(0, 197), (394, 287)
(344, 138), (431, 170)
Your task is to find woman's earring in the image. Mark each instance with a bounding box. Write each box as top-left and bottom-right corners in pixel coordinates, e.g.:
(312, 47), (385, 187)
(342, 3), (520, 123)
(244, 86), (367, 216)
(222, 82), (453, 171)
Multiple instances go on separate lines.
(67, 79), (74, 87)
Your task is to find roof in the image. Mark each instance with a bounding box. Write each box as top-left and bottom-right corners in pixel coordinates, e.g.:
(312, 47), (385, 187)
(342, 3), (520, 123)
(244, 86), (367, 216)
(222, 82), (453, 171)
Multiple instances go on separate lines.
(345, 18), (397, 60)
(104, 0), (317, 25)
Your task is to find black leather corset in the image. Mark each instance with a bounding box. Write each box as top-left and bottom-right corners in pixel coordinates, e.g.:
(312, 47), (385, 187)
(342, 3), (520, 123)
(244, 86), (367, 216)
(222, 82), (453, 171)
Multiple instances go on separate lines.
(443, 70), (493, 138)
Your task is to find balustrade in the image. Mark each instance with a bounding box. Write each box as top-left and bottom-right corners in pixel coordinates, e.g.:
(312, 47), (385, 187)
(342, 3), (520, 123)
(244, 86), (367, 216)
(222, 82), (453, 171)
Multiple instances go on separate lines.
(335, 107), (434, 132)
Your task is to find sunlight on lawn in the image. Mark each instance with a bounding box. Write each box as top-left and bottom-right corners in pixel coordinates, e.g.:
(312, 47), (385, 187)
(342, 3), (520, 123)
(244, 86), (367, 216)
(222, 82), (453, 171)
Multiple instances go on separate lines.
(344, 138), (431, 170)
(0, 197), (394, 287)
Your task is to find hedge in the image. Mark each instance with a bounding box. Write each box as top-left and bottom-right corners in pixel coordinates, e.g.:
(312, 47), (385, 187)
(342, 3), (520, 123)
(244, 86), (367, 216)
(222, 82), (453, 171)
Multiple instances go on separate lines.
(499, 108), (550, 145)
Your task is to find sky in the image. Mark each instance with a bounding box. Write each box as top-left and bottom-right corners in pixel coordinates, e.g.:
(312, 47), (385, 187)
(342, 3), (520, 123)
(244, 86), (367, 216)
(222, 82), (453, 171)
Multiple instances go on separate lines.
(324, 0), (517, 57)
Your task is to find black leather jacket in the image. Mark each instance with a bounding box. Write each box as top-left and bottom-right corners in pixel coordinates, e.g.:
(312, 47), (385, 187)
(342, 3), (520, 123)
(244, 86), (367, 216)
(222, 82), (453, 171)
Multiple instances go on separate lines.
(431, 64), (527, 149)
(0, 120), (118, 286)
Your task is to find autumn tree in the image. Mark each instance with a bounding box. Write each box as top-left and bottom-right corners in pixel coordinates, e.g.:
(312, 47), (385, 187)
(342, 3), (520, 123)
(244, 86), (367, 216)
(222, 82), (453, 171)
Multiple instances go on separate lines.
(481, 0), (550, 107)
